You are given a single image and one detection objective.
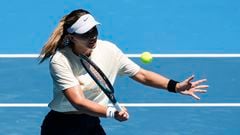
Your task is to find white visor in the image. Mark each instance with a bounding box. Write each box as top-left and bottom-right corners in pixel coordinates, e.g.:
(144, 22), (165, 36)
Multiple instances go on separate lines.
(67, 14), (100, 34)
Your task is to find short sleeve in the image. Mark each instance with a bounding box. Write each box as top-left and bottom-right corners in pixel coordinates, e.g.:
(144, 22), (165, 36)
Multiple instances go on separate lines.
(50, 61), (79, 91)
(116, 47), (140, 77)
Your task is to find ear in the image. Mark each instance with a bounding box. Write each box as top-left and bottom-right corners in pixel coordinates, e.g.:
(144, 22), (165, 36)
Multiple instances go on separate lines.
(66, 34), (74, 41)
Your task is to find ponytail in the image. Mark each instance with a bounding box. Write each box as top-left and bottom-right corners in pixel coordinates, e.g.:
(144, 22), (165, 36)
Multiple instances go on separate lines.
(39, 16), (66, 63)
(39, 9), (90, 63)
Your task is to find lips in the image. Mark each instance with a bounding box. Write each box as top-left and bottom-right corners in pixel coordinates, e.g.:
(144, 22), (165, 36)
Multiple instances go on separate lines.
(87, 43), (96, 49)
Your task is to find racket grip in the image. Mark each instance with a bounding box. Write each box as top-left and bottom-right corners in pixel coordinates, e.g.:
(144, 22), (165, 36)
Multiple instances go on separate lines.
(114, 102), (123, 112)
(114, 102), (129, 119)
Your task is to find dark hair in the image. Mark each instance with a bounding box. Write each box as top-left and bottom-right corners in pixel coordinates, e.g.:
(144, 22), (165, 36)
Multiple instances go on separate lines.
(39, 9), (90, 63)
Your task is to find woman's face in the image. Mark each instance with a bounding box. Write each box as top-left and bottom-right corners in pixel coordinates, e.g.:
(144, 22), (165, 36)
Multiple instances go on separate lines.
(70, 27), (98, 56)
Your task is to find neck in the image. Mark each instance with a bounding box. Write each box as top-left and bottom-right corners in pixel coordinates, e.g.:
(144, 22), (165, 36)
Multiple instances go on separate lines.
(71, 46), (92, 57)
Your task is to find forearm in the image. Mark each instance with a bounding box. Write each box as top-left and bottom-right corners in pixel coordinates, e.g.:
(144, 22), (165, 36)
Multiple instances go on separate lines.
(132, 68), (170, 90)
(64, 86), (107, 117)
(73, 98), (107, 117)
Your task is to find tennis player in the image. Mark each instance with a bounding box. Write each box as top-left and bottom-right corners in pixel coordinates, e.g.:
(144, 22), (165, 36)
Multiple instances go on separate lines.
(39, 9), (208, 135)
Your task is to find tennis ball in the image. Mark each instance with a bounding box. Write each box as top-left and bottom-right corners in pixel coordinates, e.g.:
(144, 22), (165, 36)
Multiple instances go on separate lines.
(140, 52), (153, 64)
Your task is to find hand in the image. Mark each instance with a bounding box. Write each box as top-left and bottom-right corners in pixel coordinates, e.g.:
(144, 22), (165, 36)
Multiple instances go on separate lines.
(114, 107), (129, 122)
(176, 75), (208, 100)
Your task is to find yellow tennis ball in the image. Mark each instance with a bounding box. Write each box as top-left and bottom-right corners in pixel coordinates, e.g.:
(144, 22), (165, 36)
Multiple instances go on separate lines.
(140, 52), (153, 64)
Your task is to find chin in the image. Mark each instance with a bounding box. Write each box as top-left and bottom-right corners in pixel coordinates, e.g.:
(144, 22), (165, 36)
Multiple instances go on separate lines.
(88, 43), (97, 49)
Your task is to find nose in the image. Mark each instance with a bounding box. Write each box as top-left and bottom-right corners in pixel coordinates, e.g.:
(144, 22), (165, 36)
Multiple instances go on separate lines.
(89, 36), (97, 43)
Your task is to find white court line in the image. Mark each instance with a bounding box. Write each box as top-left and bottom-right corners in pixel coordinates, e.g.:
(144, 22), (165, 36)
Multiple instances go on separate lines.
(0, 54), (39, 58)
(122, 103), (240, 107)
(1, 54), (240, 58)
(127, 54), (240, 58)
(0, 103), (240, 107)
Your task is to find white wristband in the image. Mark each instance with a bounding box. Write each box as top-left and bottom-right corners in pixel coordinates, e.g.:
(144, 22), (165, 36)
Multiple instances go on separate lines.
(106, 107), (117, 118)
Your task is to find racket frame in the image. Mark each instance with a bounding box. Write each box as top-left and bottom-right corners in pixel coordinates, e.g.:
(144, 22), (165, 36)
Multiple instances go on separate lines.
(79, 54), (122, 112)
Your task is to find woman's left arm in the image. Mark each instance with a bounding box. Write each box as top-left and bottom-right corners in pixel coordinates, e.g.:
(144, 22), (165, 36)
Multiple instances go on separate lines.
(131, 68), (208, 100)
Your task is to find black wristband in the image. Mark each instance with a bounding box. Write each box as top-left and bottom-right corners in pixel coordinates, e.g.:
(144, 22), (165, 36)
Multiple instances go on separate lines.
(167, 80), (179, 93)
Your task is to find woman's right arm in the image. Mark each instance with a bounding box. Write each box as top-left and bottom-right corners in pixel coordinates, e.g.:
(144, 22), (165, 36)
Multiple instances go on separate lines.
(63, 85), (129, 121)
(63, 85), (107, 117)
(50, 59), (128, 120)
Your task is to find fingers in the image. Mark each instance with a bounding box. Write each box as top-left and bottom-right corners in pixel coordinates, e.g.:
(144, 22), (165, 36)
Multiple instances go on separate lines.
(191, 88), (207, 100)
(185, 75), (195, 83)
(194, 89), (207, 93)
(180, 88), (207, 100)
(115, 109), (129, 122)
(118, 110), (129, 118)
(119, 106), (129, 118)
(192, 79), (207, 86)
(184, 75), (207, 86)
(177, 75), (195, 91)
(179, 76), (208, 100)
(194, 85), (209, 91)
(192, 93), (200, 100)
(195, 85), (208, 88)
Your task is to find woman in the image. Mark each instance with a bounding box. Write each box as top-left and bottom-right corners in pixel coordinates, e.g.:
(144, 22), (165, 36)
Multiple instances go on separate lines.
(39, 9), (208, 135)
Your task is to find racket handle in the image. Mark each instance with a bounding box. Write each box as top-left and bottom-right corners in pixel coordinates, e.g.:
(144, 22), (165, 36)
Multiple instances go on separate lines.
(114, 102), (129, 119)
(114, 102), (123, 112)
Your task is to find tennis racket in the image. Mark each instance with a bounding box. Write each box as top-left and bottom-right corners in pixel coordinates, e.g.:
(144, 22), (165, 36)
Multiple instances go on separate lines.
(79, 54), (123, 112)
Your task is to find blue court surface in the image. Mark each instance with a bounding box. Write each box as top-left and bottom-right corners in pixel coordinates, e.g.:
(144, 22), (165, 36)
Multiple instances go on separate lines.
(1, 0), (240, 135)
